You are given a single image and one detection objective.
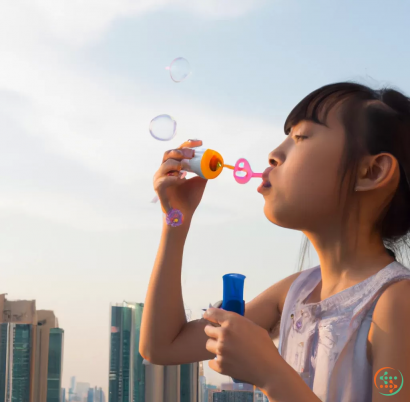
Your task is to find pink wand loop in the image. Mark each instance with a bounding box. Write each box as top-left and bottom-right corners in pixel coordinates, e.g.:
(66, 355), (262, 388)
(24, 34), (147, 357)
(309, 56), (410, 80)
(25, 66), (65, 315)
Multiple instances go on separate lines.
(233, 158), (262, 184)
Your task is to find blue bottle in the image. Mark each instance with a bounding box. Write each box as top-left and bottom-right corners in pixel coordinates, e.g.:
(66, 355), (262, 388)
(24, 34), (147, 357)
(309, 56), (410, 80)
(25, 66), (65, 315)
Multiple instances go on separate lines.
(221, 273), (246, 384)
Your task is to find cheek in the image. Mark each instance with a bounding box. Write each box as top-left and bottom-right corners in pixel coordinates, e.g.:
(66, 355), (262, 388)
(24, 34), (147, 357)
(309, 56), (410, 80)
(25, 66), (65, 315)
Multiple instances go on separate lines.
(264, 154), (342, 228)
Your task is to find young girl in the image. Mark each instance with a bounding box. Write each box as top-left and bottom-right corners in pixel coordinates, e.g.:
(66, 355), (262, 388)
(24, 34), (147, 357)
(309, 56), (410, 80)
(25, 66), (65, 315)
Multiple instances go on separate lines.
(139, 82), (410, 401)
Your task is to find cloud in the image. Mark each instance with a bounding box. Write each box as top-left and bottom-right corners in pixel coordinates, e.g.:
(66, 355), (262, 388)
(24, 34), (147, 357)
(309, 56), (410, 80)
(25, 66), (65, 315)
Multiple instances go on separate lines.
(0, 77), (277, 232)
(0, 1), (279, 232)
(2, 0), (267, 47)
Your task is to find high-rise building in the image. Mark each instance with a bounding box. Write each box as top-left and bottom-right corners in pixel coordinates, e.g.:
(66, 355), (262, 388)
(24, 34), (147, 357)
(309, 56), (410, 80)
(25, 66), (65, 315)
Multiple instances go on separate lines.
(76, 382), (90, 400)
(203, 384), (218, 402)
(0, 294), (64, 402)
(180, 363), (198, 402)
(198, 362), (206, 402)
(0, 322), (33, 402)
(69, 376), (76, 401)
(220, 382), (254, 392)
(0, 294), (37, 402)
(87, 388), (95, 402)
(61, 388), (66, 402)
(34, 310), (62, 401)
(109, 302), (145, 402)
(203, 384), (219, 402)
(143, 359), (199, 402)
(94, 386), (105, 402)
(207, 388), (220, 402)
(213, 390), (253, 402)
(254, 388), (269, 401)
(70, 377), (76, 391)
(46, 328), (64, 402)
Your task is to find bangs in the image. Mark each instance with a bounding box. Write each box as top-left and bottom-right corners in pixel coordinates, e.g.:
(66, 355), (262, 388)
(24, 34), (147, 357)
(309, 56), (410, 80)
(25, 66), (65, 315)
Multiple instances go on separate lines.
(284, 82), (377, 135)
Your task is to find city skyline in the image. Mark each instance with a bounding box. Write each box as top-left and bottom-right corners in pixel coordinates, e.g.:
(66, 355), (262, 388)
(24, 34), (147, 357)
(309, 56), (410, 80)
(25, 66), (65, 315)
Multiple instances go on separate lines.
(65, 377), (105, 402)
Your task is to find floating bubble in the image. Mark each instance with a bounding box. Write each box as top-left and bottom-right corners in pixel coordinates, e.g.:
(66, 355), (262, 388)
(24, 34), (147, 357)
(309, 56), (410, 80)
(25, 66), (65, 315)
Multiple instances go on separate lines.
(167, 57), (191, 82)
(149, 114), (177, 141)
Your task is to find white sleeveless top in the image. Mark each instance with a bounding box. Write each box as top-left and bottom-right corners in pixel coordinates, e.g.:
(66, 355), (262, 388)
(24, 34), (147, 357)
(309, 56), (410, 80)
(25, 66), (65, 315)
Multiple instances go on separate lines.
(278, 261), (410, 402)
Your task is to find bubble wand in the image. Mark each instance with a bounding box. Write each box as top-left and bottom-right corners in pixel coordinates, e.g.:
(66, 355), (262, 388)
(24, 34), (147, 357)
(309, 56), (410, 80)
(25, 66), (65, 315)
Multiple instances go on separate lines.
(151, 146), (263, 204)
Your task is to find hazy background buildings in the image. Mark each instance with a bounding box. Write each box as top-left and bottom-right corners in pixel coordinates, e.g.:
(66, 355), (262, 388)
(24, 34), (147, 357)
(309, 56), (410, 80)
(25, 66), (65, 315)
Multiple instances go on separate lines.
(65, 377), (105, 402)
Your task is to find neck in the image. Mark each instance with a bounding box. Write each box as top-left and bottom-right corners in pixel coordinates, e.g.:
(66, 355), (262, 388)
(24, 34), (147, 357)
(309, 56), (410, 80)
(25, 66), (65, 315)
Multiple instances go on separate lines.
(303, 223), (395, 297)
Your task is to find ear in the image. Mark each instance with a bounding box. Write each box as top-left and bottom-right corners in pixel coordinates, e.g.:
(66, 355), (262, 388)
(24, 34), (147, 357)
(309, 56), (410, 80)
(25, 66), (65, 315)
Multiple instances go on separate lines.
(355, 153), (400, 192)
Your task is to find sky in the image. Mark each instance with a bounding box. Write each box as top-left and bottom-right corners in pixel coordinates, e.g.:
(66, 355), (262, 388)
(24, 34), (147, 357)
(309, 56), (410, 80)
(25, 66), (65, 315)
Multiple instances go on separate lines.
(1, 0), (410, 394)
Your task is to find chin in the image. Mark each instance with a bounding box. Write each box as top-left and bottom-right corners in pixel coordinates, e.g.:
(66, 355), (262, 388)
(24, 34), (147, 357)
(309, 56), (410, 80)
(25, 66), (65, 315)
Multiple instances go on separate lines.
(263, 204), (285, 227)
(263, 203), (302, 230)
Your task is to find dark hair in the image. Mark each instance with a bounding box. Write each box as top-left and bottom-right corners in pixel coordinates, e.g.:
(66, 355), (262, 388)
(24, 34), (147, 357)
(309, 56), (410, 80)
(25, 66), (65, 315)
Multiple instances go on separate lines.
(284, 82), (410, 271)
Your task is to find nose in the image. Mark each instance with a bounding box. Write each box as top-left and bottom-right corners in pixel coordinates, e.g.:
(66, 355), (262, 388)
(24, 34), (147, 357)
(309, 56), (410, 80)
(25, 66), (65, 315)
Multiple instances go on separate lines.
(268, 148), (283, 167)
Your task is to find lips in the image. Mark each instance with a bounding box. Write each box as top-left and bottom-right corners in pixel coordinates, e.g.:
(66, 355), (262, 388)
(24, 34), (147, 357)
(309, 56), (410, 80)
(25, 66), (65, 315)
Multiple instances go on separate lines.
(261, 167), (273, 187)
(257, 167), (273, 193)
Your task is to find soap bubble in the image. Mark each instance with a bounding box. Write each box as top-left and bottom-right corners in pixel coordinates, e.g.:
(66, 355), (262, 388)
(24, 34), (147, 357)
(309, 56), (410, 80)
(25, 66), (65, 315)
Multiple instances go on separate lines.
(149, 114), (177, 141)
(167, 57), (191, 82)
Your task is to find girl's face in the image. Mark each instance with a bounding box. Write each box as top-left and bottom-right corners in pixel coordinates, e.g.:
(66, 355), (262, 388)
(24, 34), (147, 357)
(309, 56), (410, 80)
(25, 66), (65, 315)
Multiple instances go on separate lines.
(260, 108), (347, 231)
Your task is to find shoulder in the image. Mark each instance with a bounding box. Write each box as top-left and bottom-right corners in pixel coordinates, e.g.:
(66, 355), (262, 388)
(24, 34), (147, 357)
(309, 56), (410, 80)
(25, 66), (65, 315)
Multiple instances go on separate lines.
(372, 278), (410, 323)
(368, 279), (410, 376)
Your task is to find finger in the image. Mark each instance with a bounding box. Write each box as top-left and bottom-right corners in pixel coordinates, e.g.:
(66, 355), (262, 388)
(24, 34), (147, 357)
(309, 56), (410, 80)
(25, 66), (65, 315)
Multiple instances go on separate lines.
(177, 139), (202, 149)
(162, 148), (194, 163)
(203, 307), (228, 326)
(205, 337), (218, 356)
(156, 159), (183, 178)
(204, 324), (222, 338)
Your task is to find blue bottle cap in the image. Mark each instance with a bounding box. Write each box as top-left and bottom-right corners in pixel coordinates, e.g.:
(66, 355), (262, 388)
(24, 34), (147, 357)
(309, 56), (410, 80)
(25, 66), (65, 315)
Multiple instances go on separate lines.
(223, 273), (245, 300)
(222, 273), (246, 316)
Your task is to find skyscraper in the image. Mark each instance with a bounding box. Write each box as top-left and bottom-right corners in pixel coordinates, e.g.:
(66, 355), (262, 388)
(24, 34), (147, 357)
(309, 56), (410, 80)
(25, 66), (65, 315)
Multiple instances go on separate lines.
(76, 382), (90, 400)
(143, 359), (199, 402)
(69, 376), (76, 401)
(198, 362), (206, 402)
(0, 323), (33, 402)
(109, 302), (145, 402)
(34, 310), (63, 402)
(213, 390), (253, 402)
(0, 294), (64, 402)
(206, 388), (220, 402)
(109, 304), (131, 402)
(94, 386), (105, 402)
(46, 328), (64, 402)
(87, 388), (95, 402)
(70, 377), (76, 391)
(0, 293), (37, 402)
(254, 388), (269, 401)
(180, 363), (198, 402)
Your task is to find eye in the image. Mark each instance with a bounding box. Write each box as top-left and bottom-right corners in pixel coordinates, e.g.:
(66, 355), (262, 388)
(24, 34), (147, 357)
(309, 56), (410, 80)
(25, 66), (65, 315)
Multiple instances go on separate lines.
(294, 135), (308, 142)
